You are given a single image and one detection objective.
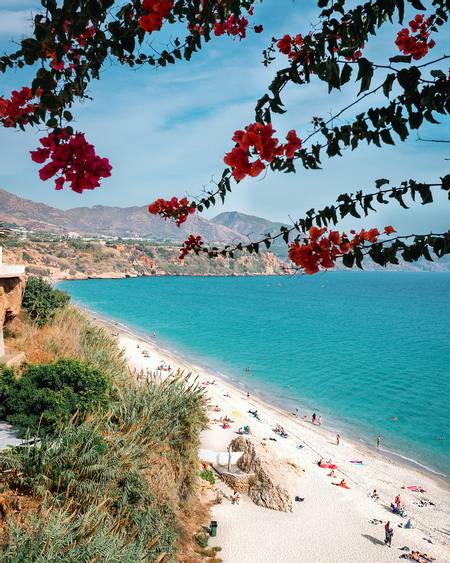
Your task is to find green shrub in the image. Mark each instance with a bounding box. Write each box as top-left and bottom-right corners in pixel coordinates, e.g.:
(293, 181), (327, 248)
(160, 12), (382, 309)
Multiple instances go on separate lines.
(22, 277), (70, 326)
(0, 377), (208, 560)
(0, 358), (112, 435)
(194, 532), (209, 549)
(200, 469), (215, 485)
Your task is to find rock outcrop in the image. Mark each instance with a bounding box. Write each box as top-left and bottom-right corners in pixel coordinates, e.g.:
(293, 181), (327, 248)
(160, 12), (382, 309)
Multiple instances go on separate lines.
(0, 276), (25, 327)
(230, 436), (294, 512)
(0, 276), (26, 356)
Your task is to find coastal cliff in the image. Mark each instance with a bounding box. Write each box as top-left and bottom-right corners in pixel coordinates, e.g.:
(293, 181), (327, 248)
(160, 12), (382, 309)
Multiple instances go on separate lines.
(3, 236), (289, 280)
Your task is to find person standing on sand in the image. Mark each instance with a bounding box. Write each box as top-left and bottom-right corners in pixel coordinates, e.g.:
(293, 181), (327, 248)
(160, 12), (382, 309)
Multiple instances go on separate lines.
(336, 433), (340, 446)
(384, 521), (393, 547)
(312, 413), (316, 424)
(376, 434), (382, 449)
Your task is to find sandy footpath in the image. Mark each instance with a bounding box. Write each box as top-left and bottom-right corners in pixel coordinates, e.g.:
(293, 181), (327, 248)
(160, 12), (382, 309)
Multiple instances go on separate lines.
(93, 314), (450, 563)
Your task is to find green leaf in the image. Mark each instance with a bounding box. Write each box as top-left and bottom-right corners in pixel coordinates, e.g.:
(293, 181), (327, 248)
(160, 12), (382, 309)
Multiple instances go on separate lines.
(408, 0), (426, 9)
(382, 73), (396, 98)
(380, 130), (395, 145)
(340, 63), (352, 86)
(389, 55), (412, 63)
(375, 178), (390, 189)
(342, 253), (355, 268)
(356, 58), (374, 93)
(397, 67), (421, 92)
(430, 69), (446, 80)
(46, 117), (58, 128)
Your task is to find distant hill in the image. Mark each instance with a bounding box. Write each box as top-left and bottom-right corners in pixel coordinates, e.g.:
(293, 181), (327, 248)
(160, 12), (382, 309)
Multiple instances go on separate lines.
(212, 211), (289, 257)
(0, 188), (246, 244)
(212, 211), (287, 240)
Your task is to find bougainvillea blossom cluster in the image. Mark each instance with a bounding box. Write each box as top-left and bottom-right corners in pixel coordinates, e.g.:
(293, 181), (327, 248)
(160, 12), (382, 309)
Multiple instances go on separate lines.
(288, 226), (396, 274)
(395, 14), (435, 60)
(148, 196), (196, 226)
(212, 5), (262, 40)
(276, 34), (306, 61)
(30, 129), (112, 193)
(0, 87), (38, 128)
(179, 234), (204, 260)
(44, 21), (96, 72)
(214, 15), (249, 39)
(139, 0), (173, 33)
(224, 123), (302, 181)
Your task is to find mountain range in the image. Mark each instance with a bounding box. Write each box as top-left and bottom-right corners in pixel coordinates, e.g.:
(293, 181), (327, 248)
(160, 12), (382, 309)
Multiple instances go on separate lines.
(0, 188), (284, 244)
(1, 188), (449, 272)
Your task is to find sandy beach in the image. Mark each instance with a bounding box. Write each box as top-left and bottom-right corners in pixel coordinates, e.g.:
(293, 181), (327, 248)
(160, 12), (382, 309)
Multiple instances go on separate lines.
(92, 313), (450, 563)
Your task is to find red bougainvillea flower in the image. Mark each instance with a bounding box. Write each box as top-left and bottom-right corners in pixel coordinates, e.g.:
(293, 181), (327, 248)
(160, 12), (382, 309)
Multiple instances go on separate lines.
(0, 87), (39, 128)
(276, 34), (305, 61)
(41, 21), (96, 74)
(148, 196), (196, 226)
(179, 234), (204, 260)
(224, 122), (302, 181)
(139, 0), (173, 33)
(288, 226), (395, 274)
(211, 4), (262, 40)
(344, 44), (365, 61)
(214, 14), (248, 39)
(30, 129), (112, 193)
(76, 25), (95, 47)
(284, 130), (302, 159)
(395, 14), (435, 60)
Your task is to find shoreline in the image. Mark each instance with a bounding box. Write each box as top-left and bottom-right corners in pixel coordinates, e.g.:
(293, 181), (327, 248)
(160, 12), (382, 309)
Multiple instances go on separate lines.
(83, 306), (450, 562)
(78, 304), (449, 486)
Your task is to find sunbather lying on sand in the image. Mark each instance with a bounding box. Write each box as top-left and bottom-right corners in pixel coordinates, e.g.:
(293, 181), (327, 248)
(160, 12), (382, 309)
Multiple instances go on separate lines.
(333, 479), (350, 489)
(400, 551), (435, 562)
(274, 424), (288, 438)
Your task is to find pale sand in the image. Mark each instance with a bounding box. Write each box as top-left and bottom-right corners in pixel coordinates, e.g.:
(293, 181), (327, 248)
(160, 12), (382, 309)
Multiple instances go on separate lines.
(93, 314), (450, 563)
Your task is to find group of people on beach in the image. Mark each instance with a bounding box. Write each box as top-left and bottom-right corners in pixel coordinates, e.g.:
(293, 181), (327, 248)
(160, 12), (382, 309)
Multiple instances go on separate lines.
(203, 380), (437, 562)
(311, 412), (322, 425)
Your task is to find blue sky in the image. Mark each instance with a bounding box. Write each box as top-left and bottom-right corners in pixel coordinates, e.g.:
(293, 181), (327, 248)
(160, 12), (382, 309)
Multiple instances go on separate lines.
(0, 0), (448, 235)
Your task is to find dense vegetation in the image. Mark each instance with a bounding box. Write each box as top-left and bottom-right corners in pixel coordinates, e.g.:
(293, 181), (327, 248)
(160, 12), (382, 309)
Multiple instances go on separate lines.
(0, 358), (112, 436)
(22, 276), (70, 325)
(0, 306), (210, 561)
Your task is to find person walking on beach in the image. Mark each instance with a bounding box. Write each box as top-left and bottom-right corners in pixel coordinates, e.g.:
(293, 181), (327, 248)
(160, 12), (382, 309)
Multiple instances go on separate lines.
(336, 433), (340, 446)
(384, 521), (393, 547)
(312, 413), (316, 424)
(376, 434), (382, 449)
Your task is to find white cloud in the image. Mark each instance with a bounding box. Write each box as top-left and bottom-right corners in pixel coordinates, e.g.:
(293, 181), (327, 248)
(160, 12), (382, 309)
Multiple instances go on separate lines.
(0, 9), (33, 37)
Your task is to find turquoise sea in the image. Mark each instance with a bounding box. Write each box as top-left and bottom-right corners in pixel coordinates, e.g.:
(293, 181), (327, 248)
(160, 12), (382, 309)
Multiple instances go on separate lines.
(59, 273), (450, 477)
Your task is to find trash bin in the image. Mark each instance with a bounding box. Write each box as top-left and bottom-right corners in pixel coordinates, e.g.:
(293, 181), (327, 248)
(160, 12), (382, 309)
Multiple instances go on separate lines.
(209, 521), (218, 537)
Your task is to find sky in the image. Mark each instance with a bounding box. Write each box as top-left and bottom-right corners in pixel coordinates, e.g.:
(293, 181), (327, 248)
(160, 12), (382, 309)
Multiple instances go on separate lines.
(0, 0), (449, 235)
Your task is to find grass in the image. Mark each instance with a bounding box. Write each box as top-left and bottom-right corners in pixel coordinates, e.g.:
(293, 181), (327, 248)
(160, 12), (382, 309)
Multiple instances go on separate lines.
(1, 307), (211, 561)
(7, 306), (127, 381)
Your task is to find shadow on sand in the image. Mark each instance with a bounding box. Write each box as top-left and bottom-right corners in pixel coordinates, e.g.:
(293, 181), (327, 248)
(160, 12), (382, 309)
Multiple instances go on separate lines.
(362, 534), (385, 547)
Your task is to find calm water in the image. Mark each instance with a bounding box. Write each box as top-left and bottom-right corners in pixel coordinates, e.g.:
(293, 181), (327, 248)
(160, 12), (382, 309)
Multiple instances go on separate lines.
(59, 273), (450, 477)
